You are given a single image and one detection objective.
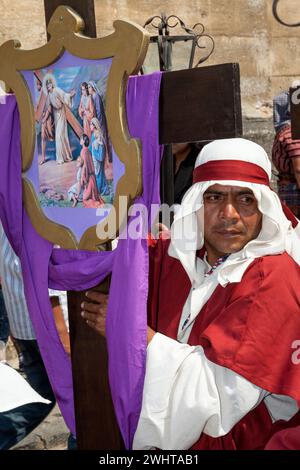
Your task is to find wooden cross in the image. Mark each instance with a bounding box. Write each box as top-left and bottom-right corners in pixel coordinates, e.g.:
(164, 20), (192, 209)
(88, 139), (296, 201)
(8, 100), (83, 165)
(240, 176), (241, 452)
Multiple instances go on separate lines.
(34, 70), (83, 138)
(43, 0), (242, 449)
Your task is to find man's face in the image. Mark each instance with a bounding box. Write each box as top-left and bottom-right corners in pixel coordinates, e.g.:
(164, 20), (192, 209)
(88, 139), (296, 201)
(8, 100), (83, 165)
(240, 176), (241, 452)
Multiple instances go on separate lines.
(202, 184), (262, 265)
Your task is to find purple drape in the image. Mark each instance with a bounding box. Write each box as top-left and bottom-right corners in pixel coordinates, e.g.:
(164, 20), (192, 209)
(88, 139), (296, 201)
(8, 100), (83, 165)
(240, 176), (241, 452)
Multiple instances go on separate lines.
(0, 72), (162, 448)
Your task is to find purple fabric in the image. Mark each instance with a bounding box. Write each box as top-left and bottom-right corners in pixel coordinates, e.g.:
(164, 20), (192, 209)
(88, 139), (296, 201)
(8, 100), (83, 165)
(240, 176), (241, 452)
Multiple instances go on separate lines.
(0, 72), (162, 448)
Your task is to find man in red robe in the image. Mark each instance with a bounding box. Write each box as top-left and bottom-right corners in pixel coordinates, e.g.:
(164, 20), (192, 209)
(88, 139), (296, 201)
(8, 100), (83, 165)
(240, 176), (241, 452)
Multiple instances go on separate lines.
(82, 138), (300, 450)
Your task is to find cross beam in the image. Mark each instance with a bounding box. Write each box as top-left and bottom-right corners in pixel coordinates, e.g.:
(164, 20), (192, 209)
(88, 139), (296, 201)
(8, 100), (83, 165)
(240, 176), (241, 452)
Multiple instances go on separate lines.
(44, 0), (242, 450)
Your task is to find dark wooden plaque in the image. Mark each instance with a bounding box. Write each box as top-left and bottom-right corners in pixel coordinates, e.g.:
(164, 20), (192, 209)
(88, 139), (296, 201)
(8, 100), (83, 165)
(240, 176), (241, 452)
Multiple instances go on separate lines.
(159, 63), (242, 145)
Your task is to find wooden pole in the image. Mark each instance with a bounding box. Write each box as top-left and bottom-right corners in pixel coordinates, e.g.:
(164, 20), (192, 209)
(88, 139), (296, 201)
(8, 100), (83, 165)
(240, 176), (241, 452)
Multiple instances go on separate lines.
(67, 278), (123, 449)
(43, 0), (242, 451)
(44, 0), (96, 40)
(43, 0), (124, 449)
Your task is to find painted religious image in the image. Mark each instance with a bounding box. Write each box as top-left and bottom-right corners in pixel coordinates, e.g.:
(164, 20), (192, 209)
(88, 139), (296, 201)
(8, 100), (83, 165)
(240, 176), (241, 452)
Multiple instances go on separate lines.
(34, 64), (113, 208)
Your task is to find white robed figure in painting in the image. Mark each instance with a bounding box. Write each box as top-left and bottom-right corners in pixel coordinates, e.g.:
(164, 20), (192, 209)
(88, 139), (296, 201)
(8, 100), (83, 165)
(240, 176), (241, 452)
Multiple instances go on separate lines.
(43, 74), (76, 164)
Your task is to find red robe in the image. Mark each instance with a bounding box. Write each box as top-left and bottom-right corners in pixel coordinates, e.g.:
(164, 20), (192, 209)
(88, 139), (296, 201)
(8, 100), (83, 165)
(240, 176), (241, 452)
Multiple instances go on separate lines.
(265, 425), (300, 450)
(148, 240), (300, 450)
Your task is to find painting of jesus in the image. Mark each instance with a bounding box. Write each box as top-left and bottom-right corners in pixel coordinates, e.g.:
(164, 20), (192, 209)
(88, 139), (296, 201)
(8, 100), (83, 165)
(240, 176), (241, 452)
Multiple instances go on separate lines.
(34, 61), (114, 208)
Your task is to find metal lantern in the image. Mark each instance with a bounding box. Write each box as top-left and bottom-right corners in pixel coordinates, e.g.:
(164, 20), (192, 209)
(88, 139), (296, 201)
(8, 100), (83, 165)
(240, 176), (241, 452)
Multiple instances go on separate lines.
(141, 13), (215, 74)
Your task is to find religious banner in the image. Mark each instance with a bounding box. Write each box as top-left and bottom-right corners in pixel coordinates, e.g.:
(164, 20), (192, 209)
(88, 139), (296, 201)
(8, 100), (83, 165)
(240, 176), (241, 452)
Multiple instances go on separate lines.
(0, 5), (149, 250)
(0, 1), (245, 451)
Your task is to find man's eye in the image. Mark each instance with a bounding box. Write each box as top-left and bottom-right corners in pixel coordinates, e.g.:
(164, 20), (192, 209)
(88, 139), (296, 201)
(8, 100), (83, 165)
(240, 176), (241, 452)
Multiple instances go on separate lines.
(204, 194), (221, 202)
(240, 196), (254, 204)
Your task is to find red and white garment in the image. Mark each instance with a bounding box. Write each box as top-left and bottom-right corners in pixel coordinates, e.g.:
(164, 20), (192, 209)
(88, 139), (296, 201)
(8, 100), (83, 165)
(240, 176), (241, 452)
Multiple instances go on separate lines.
(133, 138), (300, 450)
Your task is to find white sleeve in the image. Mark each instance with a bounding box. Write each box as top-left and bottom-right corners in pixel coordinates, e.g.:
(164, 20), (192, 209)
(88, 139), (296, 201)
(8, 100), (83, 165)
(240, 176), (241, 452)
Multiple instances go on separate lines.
(133, 333), (266, 450)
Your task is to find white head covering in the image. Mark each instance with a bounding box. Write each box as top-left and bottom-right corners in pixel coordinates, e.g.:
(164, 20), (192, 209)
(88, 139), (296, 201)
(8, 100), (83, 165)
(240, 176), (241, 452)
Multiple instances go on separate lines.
(169, 138), (300, 288)
(88, 80), (102, 96)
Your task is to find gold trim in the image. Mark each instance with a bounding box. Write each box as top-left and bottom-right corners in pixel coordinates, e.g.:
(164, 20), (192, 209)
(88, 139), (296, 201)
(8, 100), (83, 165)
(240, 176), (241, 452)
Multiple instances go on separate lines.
(0, 6), (149, 251)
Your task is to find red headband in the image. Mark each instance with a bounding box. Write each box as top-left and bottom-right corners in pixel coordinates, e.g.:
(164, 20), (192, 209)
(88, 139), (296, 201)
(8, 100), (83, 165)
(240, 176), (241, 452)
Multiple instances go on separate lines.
(193, 160), (270, 187)
(192, 159), (299, 228)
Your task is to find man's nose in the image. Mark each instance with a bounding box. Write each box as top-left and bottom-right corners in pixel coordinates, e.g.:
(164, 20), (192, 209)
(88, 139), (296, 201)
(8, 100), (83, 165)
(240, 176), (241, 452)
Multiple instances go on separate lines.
(219, 202), (240, 222)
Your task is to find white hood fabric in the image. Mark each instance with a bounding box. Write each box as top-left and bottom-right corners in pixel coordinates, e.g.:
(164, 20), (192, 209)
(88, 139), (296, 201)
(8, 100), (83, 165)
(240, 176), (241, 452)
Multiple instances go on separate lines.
(169, 138), (300, 288)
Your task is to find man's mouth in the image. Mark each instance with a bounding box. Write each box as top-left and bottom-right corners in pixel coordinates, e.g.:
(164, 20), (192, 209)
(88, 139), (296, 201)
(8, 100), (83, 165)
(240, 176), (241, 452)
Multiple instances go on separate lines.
(215, 229), (243, 237)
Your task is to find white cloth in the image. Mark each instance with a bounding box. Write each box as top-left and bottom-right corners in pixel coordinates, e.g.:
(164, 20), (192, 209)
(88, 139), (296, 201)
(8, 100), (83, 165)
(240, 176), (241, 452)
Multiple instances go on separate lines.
(0, 362), (50, 412)
(133, 334), (298, 450)
(177, 253), (253, 343)
(169, 139), (300, 289)
(47, 87), (73, 163)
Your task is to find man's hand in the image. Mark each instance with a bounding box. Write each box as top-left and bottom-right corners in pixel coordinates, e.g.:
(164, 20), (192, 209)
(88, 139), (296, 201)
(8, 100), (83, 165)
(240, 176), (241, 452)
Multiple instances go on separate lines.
(81, 290), (108, 337)
(82, 290), (156, 344)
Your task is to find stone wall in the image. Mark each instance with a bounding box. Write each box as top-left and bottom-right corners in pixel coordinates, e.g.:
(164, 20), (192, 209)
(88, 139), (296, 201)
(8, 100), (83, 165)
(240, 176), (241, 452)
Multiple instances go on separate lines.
(1, 0), (300, 119)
